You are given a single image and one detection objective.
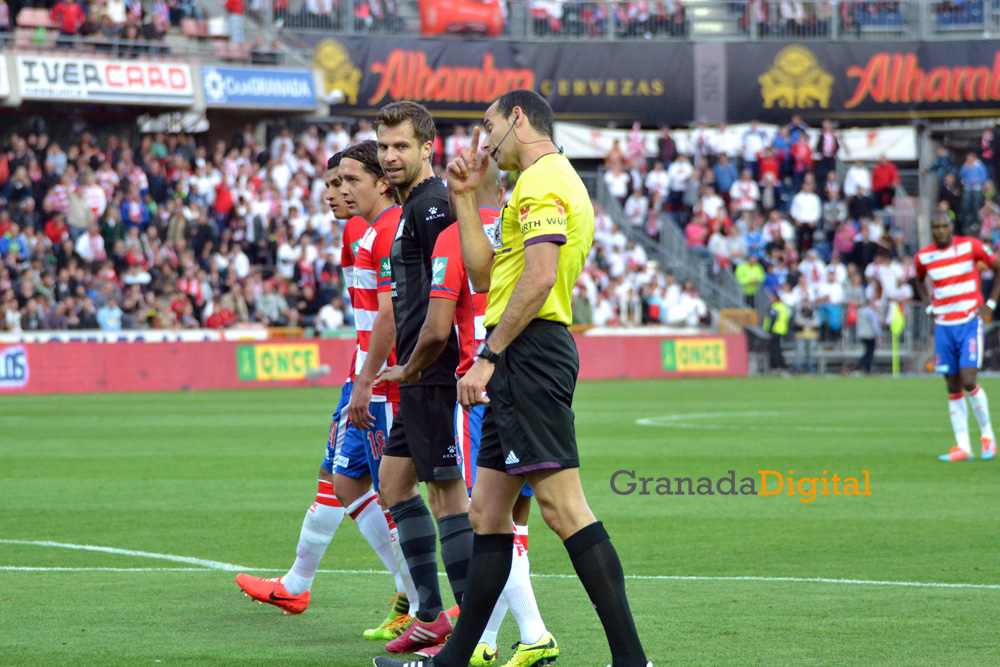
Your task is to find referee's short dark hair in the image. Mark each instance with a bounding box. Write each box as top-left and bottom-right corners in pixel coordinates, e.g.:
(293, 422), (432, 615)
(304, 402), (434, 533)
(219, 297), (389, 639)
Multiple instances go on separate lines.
(327, 151), (343, 170)
(495, 89), (554, 140)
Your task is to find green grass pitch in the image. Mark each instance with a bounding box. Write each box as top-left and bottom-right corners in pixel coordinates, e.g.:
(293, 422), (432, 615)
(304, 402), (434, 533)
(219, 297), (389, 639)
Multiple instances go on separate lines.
(2, 377), (999, 666)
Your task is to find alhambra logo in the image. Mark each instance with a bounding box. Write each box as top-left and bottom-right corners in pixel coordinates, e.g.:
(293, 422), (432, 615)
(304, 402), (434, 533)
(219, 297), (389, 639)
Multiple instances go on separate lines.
(313, 39), (361, 105)
(759, 45), (833, 109)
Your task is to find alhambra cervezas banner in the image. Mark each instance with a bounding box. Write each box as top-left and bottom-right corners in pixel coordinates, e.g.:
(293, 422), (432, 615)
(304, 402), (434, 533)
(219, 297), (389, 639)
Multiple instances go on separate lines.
(307, 35), (693, 124)
(727, 41), (1000, 124)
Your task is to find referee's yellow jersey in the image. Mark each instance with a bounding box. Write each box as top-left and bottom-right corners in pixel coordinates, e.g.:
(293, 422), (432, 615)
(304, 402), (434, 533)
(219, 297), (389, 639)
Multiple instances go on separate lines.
(485, 152), (595, 328)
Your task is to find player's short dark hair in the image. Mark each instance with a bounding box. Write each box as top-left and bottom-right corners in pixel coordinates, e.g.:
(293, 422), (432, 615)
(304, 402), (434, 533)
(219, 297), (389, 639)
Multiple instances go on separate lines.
(342, 140), (400, 204)
(375, 102), (436, 145)
(495, 89), (554, 139)
(326, 151), (343, 170)
(933, 210), (954, 226)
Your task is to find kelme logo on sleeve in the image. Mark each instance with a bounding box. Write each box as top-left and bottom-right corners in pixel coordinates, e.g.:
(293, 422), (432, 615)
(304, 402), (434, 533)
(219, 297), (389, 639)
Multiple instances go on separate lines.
(431, 257), (448, 286)
(379, 257), (391, 278)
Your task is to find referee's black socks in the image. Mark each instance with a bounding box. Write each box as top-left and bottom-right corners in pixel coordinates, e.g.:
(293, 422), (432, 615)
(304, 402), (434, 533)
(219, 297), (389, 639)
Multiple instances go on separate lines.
(565, 521), (648, 667)
(432, 532), (513, 667)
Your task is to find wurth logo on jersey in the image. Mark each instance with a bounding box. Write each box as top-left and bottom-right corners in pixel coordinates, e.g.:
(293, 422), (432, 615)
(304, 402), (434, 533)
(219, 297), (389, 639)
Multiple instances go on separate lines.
(519, 205), (531, 222)
(554, 199), (565, 216)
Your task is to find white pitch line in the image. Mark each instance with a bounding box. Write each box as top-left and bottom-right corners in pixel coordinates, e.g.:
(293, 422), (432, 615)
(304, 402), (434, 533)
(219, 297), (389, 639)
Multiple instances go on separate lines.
(636, 412), (931, 433)
(0, 539), (249, 571)
(4, 540), (998, 591)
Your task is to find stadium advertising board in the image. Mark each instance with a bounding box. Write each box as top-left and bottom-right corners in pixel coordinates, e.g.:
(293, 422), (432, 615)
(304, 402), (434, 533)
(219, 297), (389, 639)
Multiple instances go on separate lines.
(727, 42), (1000, 123)
(0, 333), (744, 394)
(201, 67), (317, 109)
(308, 36), (693, 124)
(0, 345), (29, 390)
(16, 56), (194, 105)
(576, 333), (747, 378)
(661, 338), (728, 373)
(236, 343), (321, 381)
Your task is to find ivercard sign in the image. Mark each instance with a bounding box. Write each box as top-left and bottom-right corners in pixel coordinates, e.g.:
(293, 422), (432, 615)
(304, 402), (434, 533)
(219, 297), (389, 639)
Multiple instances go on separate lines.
(16, 56), (194, 105)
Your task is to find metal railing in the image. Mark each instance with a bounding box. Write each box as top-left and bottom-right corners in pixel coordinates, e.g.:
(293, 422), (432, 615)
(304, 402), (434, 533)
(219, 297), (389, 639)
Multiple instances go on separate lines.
(0, 32), (291, 66)
(592, 171), (748, 313)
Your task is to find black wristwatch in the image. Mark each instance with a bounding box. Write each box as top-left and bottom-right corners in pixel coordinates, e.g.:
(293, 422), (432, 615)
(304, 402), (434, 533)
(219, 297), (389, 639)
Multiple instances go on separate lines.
(476, 342), (501, 364)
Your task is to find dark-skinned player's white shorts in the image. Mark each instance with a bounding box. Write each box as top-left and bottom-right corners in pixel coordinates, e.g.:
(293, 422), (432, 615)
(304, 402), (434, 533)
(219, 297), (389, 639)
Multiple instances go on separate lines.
(477, 319), (580, 476)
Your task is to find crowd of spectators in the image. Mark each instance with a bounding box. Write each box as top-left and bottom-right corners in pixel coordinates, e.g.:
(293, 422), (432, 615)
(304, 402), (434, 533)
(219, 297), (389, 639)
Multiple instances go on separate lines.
(600, 112), (947, 368)
(1, 0), (191, 47)
(0, 118), (699, 335)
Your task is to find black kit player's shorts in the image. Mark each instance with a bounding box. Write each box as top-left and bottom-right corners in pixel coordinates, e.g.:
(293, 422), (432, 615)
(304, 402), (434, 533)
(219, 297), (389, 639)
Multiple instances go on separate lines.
(477, 319), (581, 476)
(384, 385), (462, 482)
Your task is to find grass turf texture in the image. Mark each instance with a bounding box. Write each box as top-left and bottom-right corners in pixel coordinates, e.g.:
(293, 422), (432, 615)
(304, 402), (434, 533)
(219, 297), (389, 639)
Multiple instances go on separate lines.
(2, 377), (999, 666)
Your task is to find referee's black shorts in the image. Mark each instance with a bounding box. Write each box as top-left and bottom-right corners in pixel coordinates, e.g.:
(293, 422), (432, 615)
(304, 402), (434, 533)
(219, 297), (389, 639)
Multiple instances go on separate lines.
(477, 319), (580, 476)
(384, 385), (462, 482)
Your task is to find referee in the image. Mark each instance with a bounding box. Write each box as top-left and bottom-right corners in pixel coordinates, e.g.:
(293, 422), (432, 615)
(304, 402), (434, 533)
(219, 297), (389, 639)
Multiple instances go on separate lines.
(376, 90), (650, 667)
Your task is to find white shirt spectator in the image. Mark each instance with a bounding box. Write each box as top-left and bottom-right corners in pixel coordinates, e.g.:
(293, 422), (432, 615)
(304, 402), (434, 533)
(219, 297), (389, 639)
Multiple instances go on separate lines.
(729, 178), (761, 212)
(699, 193), (726, 221)
(710, 128), (741, 159)
(763, 216), (795, 244)
(604, 170), (631, 201)
(276, 241), (301, 280)
(317, 303), (345, 330)
(324, 127), (351, 157)
(798, 255), (827, 286)
(667, 158), (693, 193)
(816, 278), (846, 305)
(667, 291), (708, 327)
(645, 167), (670, 201)
(592, 295), (617, 326)
(790, 190), (822, 225)
(844, 164), (872, 197)
(231, 247), (251, 279)
(742, 127), (770, 164)
(624, 192), (649, 228)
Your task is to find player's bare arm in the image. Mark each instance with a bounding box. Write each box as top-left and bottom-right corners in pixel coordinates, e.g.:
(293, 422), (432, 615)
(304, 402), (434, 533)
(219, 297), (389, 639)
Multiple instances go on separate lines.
(980, 254), (1000, 319)
(457, 242), (559, 410)
(376, 297), (456, 386)
(348, 290), (395, 430)
(448, 127), (494, 292)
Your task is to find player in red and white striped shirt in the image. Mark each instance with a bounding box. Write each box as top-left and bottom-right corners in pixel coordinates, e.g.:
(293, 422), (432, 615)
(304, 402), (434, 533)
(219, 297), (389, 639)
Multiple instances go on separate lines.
(237, 151), (416, 638)
(914, 212), (1000, 461)
(376, 165), (557, 666)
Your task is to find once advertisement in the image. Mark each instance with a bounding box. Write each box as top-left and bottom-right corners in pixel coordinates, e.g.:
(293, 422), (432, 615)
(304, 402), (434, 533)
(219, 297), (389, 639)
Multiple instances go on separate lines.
(237, 343), (321, 382)
(16, 56), (194, 105)
(201, 67), (317, 108)
(308, 36), (692, 125)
